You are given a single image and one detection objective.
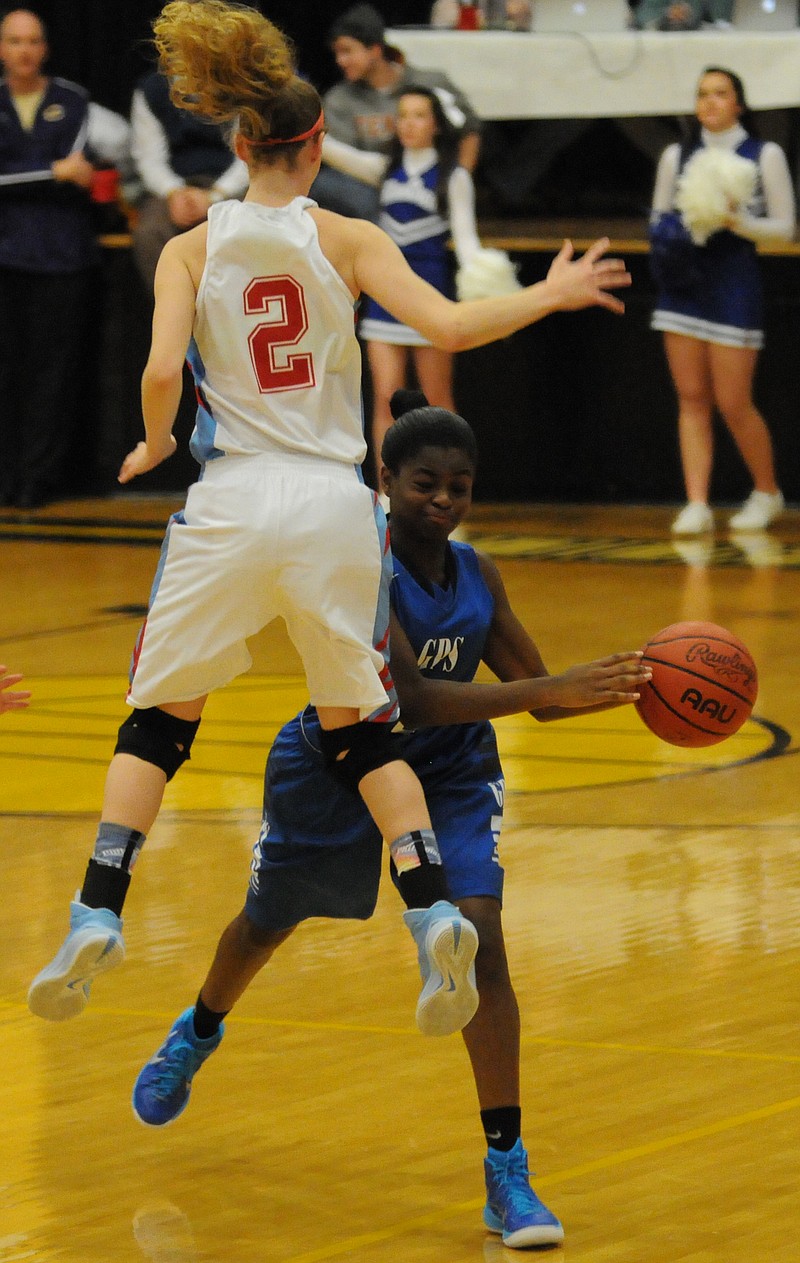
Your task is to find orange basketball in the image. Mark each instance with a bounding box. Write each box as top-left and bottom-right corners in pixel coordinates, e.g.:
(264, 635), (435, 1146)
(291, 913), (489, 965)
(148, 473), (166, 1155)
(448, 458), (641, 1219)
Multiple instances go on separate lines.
(636, 621), (758, 747)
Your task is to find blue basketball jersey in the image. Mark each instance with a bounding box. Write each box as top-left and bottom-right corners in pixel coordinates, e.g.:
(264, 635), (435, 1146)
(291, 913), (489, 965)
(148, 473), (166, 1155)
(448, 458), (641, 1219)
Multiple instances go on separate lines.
(393, 541), (497, 779)
(392, 542), (493, 685)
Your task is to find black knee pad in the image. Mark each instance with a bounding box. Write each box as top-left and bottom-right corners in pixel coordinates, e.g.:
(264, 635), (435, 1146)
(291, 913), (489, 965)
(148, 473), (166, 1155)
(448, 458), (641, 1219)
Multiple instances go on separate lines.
(318, 720), (407, 794)
(115, 708), (201, 781)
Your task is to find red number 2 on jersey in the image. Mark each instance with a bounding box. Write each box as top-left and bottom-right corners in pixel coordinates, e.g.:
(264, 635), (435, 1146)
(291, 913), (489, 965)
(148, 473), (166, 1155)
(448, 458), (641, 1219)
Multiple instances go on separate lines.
(243, 275), (316, 393)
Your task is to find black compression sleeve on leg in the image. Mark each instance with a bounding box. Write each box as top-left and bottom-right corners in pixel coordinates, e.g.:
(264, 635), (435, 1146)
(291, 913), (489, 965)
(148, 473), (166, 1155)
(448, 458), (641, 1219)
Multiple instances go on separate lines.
(80, 859), (130, 916)
(390, 830), (450, 909)
(394, 862), (449, 909)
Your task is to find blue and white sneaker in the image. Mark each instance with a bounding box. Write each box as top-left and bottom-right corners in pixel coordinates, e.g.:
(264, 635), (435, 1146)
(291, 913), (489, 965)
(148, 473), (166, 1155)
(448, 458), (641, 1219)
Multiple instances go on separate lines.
(27, 897), (125, 1021)
(483, 1139), (564, 1248)
(132, 1008), (224, 1127)
(402, 899), (479, 1036)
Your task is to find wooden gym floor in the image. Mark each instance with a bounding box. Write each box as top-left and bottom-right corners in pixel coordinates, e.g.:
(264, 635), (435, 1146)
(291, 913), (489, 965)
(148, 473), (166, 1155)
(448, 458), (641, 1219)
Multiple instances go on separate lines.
(1, 495), (799, 1263)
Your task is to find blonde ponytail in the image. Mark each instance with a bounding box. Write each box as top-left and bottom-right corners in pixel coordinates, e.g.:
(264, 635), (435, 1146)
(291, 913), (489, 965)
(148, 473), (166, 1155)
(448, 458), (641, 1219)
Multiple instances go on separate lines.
(153, 0), (297, 143)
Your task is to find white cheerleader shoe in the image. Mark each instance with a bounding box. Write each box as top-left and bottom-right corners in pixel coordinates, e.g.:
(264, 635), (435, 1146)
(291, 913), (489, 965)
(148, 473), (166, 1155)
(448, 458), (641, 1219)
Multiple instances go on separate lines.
(729, 490), (785, 532)
(671, 502), (714, 536)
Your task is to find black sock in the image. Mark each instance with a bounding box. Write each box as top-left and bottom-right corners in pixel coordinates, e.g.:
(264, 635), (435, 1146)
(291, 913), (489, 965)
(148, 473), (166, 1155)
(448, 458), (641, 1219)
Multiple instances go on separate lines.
(80, 859), (131, 917)
(393, 859), (449, 909)
(193, 994), (228, 1041)
(390, 829), (450, 909)
(481, 1105), (521, 1152)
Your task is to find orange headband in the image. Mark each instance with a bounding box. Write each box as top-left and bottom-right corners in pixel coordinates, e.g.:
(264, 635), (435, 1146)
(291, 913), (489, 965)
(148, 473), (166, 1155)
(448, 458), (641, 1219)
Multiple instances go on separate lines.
(243, 109), (325, 148)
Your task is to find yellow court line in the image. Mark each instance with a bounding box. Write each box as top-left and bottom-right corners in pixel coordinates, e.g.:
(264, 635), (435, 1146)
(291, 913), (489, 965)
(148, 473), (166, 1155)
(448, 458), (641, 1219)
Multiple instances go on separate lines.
(521, 1034), (800, 1065)
(0, 999), (415, 1039)
(5, 999), (800, 1065)
(3, 1000), (799, 1258)
(282, 1094), (800, 1263)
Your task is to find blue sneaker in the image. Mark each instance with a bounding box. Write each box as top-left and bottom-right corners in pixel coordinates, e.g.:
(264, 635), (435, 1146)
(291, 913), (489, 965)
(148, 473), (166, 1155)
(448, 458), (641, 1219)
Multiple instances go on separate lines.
(132, 1008), (224, 1127)
(402, 899), (479, 1036)
(483, 1139), (564, 1248)
(27, 897), (125, 1021)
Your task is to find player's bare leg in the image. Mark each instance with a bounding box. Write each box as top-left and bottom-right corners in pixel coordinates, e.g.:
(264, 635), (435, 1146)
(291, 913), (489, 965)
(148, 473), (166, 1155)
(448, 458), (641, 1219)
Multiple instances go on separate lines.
(458, 897), (563, 1249)
(28, 698), (205, 1020)
(132, 912), (294, 1126)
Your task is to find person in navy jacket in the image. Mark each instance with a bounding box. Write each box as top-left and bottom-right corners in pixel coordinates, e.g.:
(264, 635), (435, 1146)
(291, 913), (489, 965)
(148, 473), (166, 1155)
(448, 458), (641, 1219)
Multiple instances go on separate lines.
(0, 7), (97, 508)
(129, 68), (248, 294)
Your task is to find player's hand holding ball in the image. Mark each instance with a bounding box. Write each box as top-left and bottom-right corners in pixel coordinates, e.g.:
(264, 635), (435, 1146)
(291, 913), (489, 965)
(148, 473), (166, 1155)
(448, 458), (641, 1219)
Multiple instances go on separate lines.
(549, 652), (651, 709)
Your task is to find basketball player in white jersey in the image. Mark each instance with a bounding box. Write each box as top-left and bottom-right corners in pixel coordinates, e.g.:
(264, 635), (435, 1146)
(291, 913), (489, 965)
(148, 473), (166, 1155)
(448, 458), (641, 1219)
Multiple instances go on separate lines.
(28, 0), (630, 1037)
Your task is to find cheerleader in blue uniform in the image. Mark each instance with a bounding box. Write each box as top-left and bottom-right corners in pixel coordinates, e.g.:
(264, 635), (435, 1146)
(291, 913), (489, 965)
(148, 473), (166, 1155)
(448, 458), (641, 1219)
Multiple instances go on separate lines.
(131, 390), (648, 1249)
(322, 84), (519, 464)
(650, 67), (795, 536)
(358, 86), (466, 457)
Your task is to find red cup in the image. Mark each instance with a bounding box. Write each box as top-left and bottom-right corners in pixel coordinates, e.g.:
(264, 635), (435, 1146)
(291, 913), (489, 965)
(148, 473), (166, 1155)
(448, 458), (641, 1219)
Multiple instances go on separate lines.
(90, 166), (120, 204)
(457, 4), (480, 30)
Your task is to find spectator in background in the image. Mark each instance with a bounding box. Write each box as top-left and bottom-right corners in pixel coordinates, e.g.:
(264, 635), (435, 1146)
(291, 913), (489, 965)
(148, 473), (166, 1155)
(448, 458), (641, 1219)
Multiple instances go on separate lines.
(0, 8), (97, 509)
(129, 67), (249, 294)
(313, 3), (481, 221)
(504, 0), (533, 24)
(633, 1), (733, 29)
(431, 0), (532, 27)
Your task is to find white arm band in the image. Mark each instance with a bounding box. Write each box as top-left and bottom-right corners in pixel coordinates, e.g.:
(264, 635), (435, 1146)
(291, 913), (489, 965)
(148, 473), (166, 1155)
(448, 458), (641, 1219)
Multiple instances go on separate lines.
(736, 142), (796, 243)
(321, 135), (387, 187)
(447, 165), (481, 268)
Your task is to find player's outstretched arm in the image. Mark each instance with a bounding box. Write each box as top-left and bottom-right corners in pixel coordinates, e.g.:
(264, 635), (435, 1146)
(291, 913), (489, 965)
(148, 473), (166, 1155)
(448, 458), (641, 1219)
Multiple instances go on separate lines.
(390, 615), (648, 730)
(390, 551), (650, 729)
(477, 551), (649, 721)
(0, 666), (31, 714)
(349, 221), (631, 353)
(119, 234), (200, 483)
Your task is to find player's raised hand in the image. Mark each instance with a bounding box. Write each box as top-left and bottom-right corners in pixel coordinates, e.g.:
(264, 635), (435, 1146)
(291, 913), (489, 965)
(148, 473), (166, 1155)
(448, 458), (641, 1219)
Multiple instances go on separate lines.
(0, 666), (31, 714)
(548, 652), (651, 708)
(546, 237), (632, 314)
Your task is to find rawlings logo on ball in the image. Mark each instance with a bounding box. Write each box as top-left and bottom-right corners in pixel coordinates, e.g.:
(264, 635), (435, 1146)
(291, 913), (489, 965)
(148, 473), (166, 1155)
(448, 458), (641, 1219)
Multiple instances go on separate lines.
(685, 642), (757, 690)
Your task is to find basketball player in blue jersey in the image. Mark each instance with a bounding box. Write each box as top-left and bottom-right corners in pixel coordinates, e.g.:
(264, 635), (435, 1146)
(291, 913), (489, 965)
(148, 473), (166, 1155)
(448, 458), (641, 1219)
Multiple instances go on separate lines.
(131, 391), (650, 1249)
(28, 1), (630, 1038)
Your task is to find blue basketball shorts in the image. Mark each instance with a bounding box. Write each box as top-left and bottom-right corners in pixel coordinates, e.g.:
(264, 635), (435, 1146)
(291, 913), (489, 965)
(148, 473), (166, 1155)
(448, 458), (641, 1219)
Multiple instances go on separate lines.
(244, 708), (506, 931)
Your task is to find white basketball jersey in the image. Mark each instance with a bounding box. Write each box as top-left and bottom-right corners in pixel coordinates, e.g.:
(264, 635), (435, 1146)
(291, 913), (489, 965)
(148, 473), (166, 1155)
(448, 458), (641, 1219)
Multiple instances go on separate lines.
(189, 198), (366, 466)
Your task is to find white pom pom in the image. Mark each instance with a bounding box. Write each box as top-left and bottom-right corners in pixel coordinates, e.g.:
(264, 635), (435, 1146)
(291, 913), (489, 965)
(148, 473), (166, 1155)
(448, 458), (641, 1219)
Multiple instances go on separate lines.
(456, 248), (523, 301)
(675, 148), (758, 245)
